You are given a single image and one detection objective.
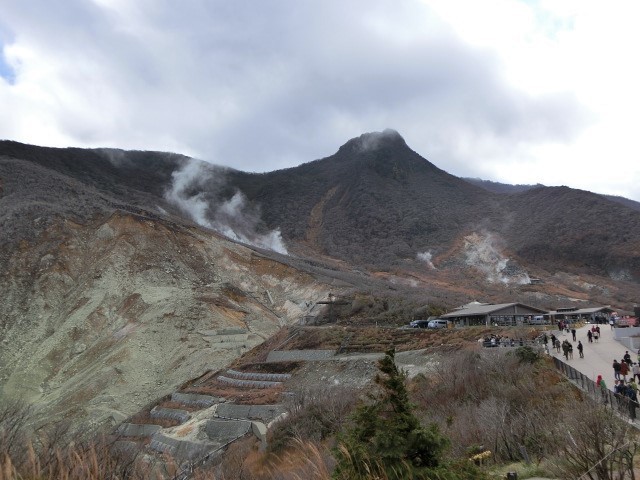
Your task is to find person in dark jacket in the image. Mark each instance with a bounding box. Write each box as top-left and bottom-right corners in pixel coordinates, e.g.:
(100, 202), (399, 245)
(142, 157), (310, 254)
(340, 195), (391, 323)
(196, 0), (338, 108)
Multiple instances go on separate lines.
(577, 341), (584, 358)
(613, 359), (622, 380)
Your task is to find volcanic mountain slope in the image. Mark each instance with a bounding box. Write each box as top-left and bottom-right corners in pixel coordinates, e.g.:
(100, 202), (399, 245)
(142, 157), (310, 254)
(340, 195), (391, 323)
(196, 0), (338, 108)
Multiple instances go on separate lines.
(0, 141), (186, 255)
(0, 143), (340, 432)
(220, 130), (499, 264)
(3, 132), (640, 306)
(211, 130), (640, 285)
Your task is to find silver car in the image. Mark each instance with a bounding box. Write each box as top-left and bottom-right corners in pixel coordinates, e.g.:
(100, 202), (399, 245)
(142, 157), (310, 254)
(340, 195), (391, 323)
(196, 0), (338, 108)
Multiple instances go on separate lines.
(427, 319), (448, 329)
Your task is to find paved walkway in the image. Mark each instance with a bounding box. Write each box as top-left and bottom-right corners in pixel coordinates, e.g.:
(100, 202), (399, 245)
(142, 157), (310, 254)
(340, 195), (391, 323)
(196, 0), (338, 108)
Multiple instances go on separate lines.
(545, 323), (635, 391)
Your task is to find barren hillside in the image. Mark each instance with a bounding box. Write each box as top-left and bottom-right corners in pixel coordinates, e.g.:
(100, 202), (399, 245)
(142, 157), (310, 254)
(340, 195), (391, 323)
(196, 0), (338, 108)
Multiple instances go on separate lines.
(0, 210), (333, 431)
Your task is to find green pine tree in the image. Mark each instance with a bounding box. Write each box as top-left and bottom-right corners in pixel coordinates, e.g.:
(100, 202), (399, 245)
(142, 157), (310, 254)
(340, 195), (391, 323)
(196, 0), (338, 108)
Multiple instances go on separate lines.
(333, 348), (486, 480)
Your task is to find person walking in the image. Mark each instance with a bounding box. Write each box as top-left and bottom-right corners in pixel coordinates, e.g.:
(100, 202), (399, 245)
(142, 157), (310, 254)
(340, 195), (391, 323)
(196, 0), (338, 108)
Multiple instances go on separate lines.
(613, 359), (622, 380)
(633, 363), (640, 382)
(614, 380), (624, 404)
(571, 328), (577, 341)
(577, 341), (584, 358)
(597, 375), (608, 404)
(624, 351), (632, 366)
(621, 360), (630, 381)
(630, 377), (639, 395)
(587, 330), (593, 343)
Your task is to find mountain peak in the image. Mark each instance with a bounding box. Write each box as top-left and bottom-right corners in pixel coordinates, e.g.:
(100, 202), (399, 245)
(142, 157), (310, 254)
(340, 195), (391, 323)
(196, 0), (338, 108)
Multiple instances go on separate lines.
(338, 129), (407, 155)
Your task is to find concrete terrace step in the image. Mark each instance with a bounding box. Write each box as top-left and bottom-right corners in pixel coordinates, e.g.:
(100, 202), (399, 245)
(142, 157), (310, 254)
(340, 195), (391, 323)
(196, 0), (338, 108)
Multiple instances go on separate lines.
(266, 349), (335, 362)
(150, 406), (190, 424)
(217, 375), (282, 389)
(204, 418), (252, 444)
(149, 433), (218, 461)
(215, 403), (286, 423)
(171, 392), (222, 408)
(225, 369), (292, 382)
(111, 440), (140, 457)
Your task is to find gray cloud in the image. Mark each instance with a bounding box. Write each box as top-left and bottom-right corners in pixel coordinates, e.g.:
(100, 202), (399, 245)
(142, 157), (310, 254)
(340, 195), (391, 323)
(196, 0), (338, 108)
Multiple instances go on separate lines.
(0, 1), (591, 184)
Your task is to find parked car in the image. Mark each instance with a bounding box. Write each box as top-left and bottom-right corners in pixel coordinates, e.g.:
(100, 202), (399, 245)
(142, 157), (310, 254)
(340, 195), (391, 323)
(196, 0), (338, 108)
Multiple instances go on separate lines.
(409, 319), (430, 328)
(427, 319), (449, 329)
(529, 315), (548, 325)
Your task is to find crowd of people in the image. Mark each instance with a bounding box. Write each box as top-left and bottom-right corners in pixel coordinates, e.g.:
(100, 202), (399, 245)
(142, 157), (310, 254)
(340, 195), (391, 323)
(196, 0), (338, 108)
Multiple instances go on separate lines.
(550, 321), (640, 420)
(541, 332), (584, 360)
(481, 334), (525, 347)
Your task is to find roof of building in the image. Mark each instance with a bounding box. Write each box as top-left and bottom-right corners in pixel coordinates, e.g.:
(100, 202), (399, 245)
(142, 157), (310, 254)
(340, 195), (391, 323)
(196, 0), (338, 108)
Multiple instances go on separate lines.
(547, 306), (615, 315)
(441, 302), (547, 318)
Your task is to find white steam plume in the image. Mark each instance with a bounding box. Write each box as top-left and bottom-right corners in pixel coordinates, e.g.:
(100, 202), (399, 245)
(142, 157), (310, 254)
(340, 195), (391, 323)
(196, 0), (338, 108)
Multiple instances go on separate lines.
(356, 129), (400, 152)
(463, 231), (529, 284)
(416, 250), (436, 269)
(165, 159), (288, 254)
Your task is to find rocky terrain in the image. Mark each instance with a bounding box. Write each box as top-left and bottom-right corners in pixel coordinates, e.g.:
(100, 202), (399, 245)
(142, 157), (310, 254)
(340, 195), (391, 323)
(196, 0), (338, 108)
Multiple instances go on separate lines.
(0, 209), (333, 432)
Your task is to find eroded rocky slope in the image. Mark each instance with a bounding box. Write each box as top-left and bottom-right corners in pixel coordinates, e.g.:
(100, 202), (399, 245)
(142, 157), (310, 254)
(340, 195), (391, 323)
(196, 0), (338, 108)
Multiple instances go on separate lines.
(0, 211), (330, 432)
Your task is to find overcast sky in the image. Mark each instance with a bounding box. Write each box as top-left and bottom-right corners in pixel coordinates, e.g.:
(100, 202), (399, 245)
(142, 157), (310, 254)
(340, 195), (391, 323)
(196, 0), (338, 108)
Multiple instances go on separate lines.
(1, 1), (639, 201)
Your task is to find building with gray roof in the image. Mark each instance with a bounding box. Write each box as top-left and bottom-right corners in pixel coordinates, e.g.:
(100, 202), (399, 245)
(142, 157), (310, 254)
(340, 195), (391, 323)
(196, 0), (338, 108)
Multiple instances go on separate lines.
(440, 301), (548, 327)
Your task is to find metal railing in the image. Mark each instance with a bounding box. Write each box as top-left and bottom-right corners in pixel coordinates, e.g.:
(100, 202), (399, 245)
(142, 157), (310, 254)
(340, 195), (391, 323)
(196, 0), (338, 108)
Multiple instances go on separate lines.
(552, 357), (640, 423)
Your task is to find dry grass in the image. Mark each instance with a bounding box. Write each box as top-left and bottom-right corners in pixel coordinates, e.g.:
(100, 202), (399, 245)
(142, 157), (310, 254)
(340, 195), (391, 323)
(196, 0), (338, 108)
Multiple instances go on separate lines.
(267, 439), (334, 480)
(0, 439), (160, 480)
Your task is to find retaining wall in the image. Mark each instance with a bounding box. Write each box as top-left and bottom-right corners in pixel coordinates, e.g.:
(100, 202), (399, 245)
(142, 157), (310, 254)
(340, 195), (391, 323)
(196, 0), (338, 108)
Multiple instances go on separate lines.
(150, 433), (214, 461)
(225, 369), (292, 382)
(217, 376), (281, 389)
(266, 350), (335, 362)
(204, 418), (252, 444)
(150, 406), (190, 424)
(215, 403), (286, 422)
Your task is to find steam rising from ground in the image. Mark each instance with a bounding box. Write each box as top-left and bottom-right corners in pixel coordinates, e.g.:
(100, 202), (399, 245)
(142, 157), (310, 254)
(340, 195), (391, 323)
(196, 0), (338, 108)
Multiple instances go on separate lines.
(356, 129), (401, 153)
(416, 250), (436, 269)
(165, 159), (288, 254)
(463, 231), (529, 284)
